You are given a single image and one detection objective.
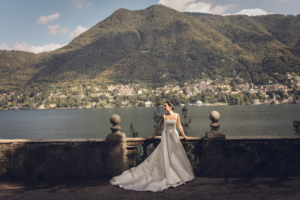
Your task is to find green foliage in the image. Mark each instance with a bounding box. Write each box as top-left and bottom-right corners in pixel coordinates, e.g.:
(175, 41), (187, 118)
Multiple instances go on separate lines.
(292, 120), (300, 135)
(179, 104), (194, 166)
(129, 122), (138, 137)
(181, 106), (192, 135)
(153, 101), (162, 135)
(138, 102), (145, 107)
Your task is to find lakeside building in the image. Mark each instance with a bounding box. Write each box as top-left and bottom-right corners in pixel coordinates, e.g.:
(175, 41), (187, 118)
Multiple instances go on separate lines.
(91, 93), (102, 97)
(69, 87), (77, 91)
(145, 101), (151, 107)
(260, 84), (288, 92)
(121, 101), (129, 107)
(254, 99), (260, 105)
(236, 83), (250, 91)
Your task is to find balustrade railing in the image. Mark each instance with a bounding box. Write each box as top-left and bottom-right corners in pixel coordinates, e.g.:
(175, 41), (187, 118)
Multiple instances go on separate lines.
(108, 110), (225, 174)
(126, 136), (202, 169)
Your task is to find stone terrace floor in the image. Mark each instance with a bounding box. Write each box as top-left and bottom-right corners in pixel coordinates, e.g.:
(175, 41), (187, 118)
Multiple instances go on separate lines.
(1, 177), (300, 200)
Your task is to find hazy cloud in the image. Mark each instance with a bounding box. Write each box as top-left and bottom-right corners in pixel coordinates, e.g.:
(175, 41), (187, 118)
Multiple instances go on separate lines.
(71, 0), (93, 9)
(280, 0), (293, 3)
(158, 0), (235, 15)
(69, 26), (89, 38)
(0, 42), (67, 54)
(235, 8), (271, 16)
(47, 24), (61, 35)
(59, 27), (69, 34)
(37, 13), (60, 25)
(0, 43), (12, 50)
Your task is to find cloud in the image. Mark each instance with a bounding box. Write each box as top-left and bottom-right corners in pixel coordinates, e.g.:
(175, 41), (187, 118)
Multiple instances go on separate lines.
(0, 42), (67, 54)
(47, 24), (61, 35)
(71, 0), (93, 9)
(158, 0), (235, 15)
(0, 43), (12, 50)
(59, 27), (69, 34)
(69, 26), (89, 38)
(280, 0), (293, 3)
(235, 8), (271, 16)
(211, 4), (236, 15)
(37, 13), (60, 25)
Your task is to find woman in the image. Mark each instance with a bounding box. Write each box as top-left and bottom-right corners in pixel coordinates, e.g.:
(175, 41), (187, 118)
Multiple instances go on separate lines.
(110, 100), (195, 192)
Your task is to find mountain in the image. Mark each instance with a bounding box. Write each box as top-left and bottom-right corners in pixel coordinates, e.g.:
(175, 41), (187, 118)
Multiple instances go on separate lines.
(1, 5), (300, 93)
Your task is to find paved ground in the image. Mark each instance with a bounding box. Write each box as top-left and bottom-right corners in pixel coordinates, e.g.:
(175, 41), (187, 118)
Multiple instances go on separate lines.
(1, 177), (300, 200)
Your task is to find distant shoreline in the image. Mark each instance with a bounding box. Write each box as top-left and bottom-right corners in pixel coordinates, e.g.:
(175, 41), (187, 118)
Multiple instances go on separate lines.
(1, 103), (297, 111)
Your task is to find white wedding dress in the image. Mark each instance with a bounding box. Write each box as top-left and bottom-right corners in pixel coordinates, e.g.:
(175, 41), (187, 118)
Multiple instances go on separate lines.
(110, 113), (195, 192)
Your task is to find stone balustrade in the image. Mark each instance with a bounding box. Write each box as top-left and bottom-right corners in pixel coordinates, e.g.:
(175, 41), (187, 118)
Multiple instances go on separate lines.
(0, 111), (300, 180)
(126, 136), (202, 168)
(124, 110), (224, 171)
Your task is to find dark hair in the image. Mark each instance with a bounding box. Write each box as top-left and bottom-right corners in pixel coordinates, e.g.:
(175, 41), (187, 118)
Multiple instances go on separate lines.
(165, 100), (176, 110)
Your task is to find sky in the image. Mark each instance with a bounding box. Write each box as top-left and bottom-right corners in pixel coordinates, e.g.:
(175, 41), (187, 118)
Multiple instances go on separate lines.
(0, 0), (299, 54)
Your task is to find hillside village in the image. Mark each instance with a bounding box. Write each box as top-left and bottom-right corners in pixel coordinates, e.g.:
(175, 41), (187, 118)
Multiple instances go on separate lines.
(1, 72), (300, 110)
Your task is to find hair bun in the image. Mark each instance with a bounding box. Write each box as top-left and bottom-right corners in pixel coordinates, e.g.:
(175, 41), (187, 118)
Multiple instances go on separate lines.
(170, 100), (176, 106)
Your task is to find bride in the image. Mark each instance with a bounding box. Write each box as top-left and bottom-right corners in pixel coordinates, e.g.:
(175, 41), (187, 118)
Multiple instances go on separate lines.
(110, 100), (195, 192)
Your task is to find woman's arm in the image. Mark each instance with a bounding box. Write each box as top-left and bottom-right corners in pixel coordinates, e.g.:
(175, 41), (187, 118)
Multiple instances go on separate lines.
(151, 115), (164, 138)
(176, 114), (188, 140)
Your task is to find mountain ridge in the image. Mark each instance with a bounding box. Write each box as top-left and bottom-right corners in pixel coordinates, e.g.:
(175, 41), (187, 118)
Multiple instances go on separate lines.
(0, 4), (300, 93)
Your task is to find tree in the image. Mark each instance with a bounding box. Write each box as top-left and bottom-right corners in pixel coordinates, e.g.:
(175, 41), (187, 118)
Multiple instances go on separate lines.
(293, 120), (300, 135)
(221, 95), (227, 103)
(181, 105), (194, 166)
(138, 102), (145, 107)
(10, 95), (17, 102)
(153, 101), (162, 136)
(181, 106), (192, 135)
(129, 122), (138, 137)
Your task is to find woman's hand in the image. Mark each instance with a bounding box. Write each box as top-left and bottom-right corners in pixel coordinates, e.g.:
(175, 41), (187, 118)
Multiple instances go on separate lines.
(184, 136), (188, 141)
(151, 135), (156, 139)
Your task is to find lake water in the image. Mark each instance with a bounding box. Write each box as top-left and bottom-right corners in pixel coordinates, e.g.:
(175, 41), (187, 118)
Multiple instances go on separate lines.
(0, 104), (299, 139)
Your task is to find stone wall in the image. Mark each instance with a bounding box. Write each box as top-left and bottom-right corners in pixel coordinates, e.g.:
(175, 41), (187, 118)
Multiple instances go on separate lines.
(1, 136), (300, 180)
(197, 136), (300, 177)
(0, 138), (128, 180)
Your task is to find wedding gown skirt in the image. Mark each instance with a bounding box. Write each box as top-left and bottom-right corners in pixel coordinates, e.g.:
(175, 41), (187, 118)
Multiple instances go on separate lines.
(110, 119), (195, 192)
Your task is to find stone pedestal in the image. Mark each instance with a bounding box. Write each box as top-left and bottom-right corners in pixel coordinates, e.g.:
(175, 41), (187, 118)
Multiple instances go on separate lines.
(105, 114), (128, 177)
(205, 111), (226, 139)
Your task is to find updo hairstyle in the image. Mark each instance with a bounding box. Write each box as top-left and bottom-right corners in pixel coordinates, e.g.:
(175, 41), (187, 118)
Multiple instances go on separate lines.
(165, 100), (176, 110)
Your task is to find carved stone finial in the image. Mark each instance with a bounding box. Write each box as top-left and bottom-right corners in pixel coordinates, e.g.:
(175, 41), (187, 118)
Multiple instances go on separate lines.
(110, 114), (121, 135)
(205, 111), (225, 139)
(209, 111), (220, 123)
(110, 114), (121, 126)
(106, 114), (125, 142)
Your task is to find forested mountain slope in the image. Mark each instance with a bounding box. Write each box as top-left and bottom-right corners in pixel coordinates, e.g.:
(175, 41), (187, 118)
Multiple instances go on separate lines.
(1, 5), (300, 93)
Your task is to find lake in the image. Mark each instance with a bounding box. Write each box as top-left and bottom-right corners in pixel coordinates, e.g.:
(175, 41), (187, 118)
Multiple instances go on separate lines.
(0, 104), (299, 139)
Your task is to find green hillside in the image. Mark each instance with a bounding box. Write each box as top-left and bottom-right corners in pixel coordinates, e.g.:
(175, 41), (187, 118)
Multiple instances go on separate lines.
(185, 12), (300, 81)
(1, 5), (300, 93)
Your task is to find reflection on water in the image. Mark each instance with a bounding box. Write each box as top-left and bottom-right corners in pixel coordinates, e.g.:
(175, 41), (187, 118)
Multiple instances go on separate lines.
(0, 104), (299, 139)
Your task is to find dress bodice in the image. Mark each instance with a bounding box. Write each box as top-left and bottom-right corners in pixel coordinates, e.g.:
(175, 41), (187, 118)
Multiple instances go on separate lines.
(164, 114), (177, 131)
